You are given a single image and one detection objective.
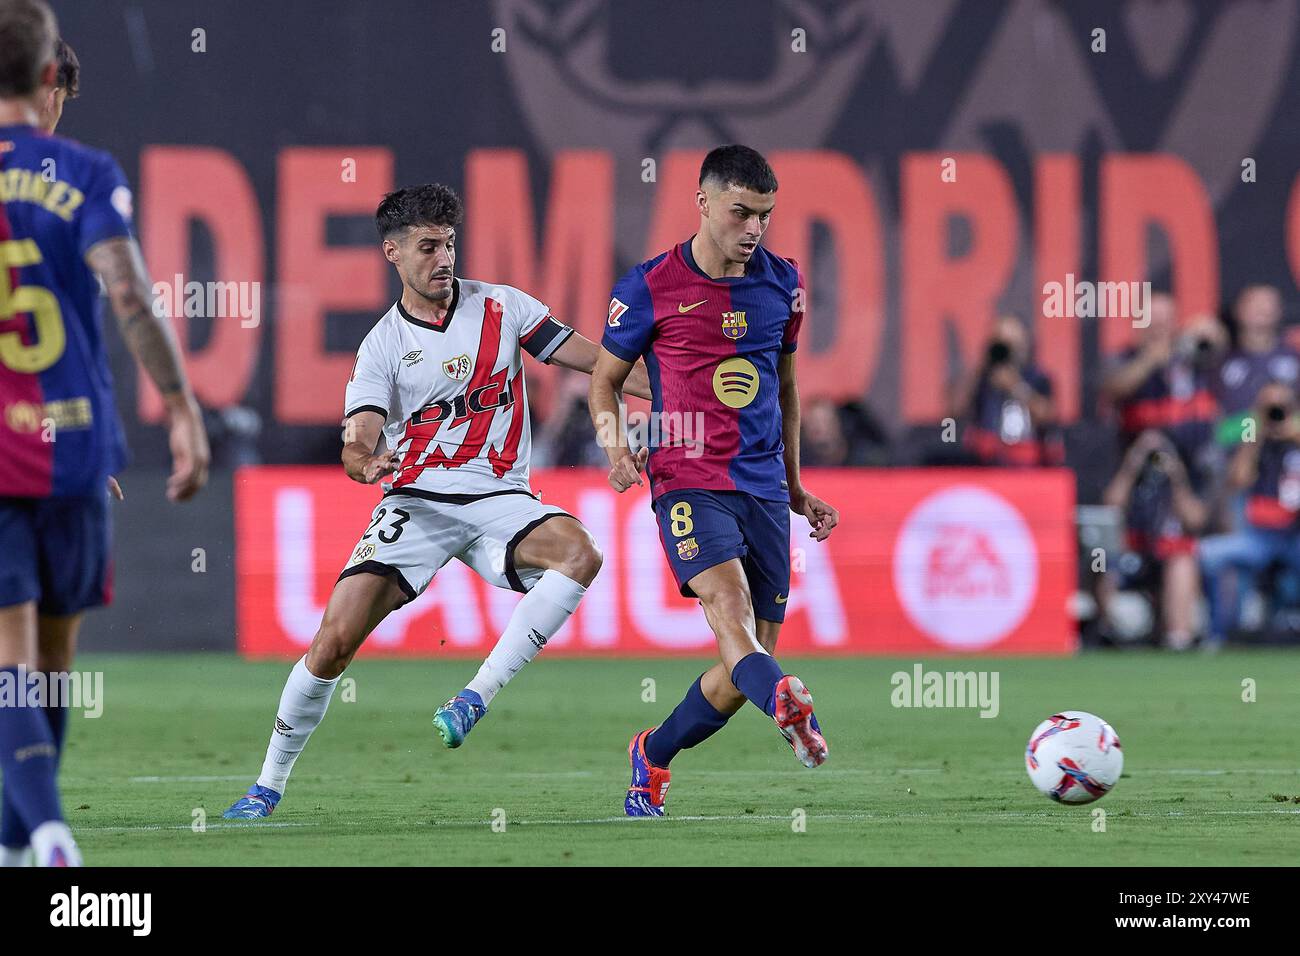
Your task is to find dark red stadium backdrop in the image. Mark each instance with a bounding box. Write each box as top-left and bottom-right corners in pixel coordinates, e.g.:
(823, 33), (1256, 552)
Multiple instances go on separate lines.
(236, 467), (1077, 657)
(138, 147), (1237, 426)
(43, 0), (1300, 464)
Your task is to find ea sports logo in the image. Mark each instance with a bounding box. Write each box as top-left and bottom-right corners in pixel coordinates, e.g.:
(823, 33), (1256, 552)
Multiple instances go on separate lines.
(892, 486), (1037, 649)
(712, 358), (758, 408)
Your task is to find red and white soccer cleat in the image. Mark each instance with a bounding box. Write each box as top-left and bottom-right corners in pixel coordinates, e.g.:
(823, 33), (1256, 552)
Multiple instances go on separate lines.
(774, 675), (828, 769)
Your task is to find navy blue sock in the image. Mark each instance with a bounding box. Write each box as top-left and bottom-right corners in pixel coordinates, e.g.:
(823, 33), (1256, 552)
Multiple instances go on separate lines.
(0, 675), (70, 848)
(45, 695), (68, 757)
(0, 787), (24, 849)
(0, 669), (63, 832)
(730, 652), (785, 717)
(644, 677), (730, 768)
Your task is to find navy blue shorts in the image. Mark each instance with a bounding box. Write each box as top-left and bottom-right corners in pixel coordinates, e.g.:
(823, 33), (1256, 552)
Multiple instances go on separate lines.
(653, 490), (791, 623)
(0, 493), (113, 615)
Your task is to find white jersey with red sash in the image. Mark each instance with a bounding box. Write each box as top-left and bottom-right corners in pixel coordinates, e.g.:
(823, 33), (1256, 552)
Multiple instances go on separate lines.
(344, 278), (572, 498)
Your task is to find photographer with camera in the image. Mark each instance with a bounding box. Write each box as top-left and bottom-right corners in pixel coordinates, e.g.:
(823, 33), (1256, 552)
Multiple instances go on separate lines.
(1102, 293), (1225, 457)
(1102, 428), (1210, 649)
(1198, 382), (1300, 648)
(1098, 294), (1224, 648)
(949, 314), (1062, 467)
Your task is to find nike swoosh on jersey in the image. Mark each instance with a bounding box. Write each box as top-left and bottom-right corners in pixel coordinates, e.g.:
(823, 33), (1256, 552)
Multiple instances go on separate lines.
(678, 299), (708, 313)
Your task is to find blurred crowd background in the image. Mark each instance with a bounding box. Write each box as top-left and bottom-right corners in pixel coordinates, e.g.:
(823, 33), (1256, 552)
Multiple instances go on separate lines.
(42, 1), (1300, 651)
(202, 286), (1300, 651)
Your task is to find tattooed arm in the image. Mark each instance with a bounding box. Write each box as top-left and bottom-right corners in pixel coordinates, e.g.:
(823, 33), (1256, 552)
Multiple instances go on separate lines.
(85, 236), (210, 501)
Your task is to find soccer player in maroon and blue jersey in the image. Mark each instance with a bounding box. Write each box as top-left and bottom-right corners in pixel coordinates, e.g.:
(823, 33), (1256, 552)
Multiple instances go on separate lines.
(589, 145), (839, 816)
(0, 0), (208, 865)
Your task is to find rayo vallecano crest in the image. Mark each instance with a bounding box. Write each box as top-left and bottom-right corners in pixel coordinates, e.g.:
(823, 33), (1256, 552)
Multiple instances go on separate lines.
(443, 354), (471, 381)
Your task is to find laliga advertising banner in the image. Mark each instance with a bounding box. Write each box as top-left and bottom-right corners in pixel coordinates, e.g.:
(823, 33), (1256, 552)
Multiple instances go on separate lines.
(236, 467), (1077, 657)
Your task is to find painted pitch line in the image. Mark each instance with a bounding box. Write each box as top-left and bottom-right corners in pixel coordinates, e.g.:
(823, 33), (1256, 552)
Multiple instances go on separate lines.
(101, 768), (1300, 788)
(118, 768), (948, 785)
(74, 822), (318, 832)
(484, 808), (1300, 826)
(72, 807), (1300, 834)
(128, 775), (252, 783)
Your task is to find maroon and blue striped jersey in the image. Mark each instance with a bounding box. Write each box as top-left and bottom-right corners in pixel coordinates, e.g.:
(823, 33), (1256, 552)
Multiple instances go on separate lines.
(602, 239), (803, 502)
(0, 123), (133, 497)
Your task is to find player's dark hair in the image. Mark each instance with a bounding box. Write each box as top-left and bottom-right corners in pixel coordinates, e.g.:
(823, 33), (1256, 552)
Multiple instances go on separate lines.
(699, 144), (778, 194)
(55, 37), (78, 97)
(0, 0), (58, 98)
(375, 184), (464, 239)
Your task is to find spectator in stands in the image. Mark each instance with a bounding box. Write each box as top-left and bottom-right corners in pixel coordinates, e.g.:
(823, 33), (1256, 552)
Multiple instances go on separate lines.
(1214, 285), (1298, 420)
(1199, 382), (1300, 648)
(801, 398), (849, 466)
(1098, 293), (1227, 648)
(539, 371), (609, 468)
(1101, 292), (1226, 489)
(838, 399), (892, 465)
(1210, 285), (1297, 534)
(948, 314), (1062, 466)
(1102, 428), (1209, 649)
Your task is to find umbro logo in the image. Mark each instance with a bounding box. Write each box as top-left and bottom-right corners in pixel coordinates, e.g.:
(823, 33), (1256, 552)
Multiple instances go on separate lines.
(274, 717), (294, 737)
(402, 350), (424, 367)
(527, 628), (548, 650)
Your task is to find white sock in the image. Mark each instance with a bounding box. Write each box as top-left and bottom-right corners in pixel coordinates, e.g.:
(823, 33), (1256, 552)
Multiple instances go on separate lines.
(31, 821), (80, 867)
(466, 570), (586, 706)
(0, 844), (29, 867)
(256, 657), (339, 795)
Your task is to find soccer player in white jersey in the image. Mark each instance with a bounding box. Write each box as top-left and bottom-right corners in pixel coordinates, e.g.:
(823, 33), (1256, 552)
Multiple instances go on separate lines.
(223, 184), (650, 818)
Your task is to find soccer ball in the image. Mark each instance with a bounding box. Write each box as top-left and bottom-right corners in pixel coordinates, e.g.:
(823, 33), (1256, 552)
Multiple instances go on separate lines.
(1024, 711), (1123, 804)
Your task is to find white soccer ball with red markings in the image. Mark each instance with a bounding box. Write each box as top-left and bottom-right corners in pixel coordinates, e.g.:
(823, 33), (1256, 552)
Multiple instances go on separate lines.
(1024, 711), (1123, 804)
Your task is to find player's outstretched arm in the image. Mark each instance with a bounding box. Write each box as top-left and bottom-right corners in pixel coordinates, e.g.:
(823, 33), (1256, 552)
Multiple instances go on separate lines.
(779, 351), (838, 541)
(546, 331), (652, 400)
(341, 411), (397, 484)
(86, 236), (209, 501)
(589, 346), (647, 491)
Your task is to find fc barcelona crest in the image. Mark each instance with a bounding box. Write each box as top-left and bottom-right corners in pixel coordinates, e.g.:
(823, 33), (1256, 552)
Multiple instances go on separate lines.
(676, 537), (700, 560)
(721, 311), (747, 340)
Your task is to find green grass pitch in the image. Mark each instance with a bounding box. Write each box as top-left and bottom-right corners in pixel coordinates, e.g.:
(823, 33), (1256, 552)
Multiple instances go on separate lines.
(62, 651), (1300, 866)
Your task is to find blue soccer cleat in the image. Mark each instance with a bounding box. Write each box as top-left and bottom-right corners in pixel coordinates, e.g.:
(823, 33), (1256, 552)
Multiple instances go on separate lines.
(625, 729), (671, 817)
(433, 691), (487, 749)
(222, 783), (281, 819)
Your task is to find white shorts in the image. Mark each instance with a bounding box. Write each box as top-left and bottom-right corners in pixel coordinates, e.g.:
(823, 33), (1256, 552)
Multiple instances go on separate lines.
(337, 490), (571, 602)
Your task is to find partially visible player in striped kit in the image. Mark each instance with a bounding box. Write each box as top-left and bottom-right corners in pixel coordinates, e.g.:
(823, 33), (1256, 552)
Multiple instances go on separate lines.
(0, 0), (209, 866)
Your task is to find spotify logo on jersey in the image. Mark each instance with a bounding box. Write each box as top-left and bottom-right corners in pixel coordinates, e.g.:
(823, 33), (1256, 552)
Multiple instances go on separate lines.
(712, 358), (759, 408)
